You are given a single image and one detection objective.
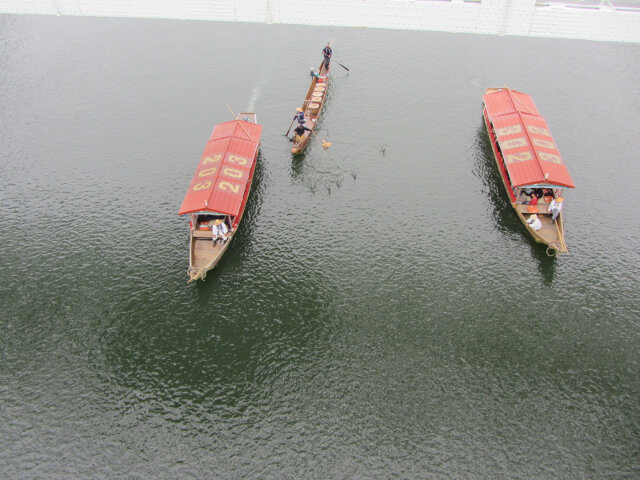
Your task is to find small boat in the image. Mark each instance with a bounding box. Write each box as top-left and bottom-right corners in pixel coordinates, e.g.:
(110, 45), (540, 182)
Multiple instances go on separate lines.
(178, 112), (262, 282)
(482, 88), (575, 253)
(290, 59), (331, 154)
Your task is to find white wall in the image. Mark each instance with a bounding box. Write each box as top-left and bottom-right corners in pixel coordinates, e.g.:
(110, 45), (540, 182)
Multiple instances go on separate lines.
(1, 0), (639, 43)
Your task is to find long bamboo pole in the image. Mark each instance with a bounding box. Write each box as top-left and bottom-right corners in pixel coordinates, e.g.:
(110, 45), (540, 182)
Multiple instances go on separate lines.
(554, 215), (567, 253)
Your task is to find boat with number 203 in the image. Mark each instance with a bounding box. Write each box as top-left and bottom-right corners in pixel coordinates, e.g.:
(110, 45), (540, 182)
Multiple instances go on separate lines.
(483, 88), (575, 254)
(178, 113), (262, 282)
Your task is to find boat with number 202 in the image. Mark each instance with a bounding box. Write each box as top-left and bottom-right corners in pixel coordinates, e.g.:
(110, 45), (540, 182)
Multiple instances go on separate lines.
(178, 113), (262, 282)
(483, 88), (575, 254)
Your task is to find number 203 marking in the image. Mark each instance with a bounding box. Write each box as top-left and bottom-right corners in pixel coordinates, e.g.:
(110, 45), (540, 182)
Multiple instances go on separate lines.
(193, 181), (211, 191)
(227, 154), (248, 165)
(218, 181), (240, 194)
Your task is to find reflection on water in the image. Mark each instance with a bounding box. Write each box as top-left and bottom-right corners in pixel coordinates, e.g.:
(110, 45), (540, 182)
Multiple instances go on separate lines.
(472, 122), (556, 283)
(473, 122), (521, 233)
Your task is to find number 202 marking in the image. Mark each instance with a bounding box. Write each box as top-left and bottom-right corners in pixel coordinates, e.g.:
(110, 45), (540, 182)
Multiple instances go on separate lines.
(495, 124), (522, 137)
(537, 151), (563, 164)
(501, 137), (527, 150)
(531, 138), (555, 149)
(527, 126), (550, 136)
(504, 152), (532, 164)
(219, 181), (240, 194)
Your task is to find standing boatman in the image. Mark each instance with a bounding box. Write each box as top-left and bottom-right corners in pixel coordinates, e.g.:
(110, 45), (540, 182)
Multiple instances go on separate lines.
(293, 107), (305, 126)
(322, 43), (332, 71)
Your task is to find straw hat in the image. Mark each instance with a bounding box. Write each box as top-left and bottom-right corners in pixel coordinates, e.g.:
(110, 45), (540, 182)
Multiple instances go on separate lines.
(214, 219), (223, 225)
(296, 107), (303, 113)
(556, 197), (564, 202)
(530, 214), (538, 220)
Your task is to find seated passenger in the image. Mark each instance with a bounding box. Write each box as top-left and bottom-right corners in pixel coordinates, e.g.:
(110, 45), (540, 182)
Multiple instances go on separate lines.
(526, 214), (542, 231)
(530, 194), (539, 206)
(519, 189), (532, 204)
(211, 219), (229, 245)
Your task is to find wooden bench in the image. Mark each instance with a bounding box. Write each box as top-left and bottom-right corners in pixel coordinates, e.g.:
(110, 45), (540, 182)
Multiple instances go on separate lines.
(193, 230), (212, 239)
(516, 204), (550, 215)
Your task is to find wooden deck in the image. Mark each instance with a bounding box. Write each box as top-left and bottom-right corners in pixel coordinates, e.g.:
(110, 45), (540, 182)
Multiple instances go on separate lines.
(515, 209), (567, 253)
(189, 236), (230, 281)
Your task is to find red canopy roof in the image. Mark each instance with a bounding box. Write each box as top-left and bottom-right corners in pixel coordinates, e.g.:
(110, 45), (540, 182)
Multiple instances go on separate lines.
(179, 119), (262, 216)
(483, 88), (574, 189)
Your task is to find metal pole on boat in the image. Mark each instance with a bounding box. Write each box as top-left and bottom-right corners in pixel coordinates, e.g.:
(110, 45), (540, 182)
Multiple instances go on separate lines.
(226, 105), (256, 143)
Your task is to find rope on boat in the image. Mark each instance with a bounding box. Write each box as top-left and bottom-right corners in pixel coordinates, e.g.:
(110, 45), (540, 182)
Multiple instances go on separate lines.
(188, 255), (218, 283)
(546, 245), (557, 257)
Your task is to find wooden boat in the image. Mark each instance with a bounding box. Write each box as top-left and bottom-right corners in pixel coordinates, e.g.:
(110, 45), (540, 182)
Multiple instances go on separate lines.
(179, 112), (262, 282)
(482, 88), (575, 253)
(291, 60), (330, 154)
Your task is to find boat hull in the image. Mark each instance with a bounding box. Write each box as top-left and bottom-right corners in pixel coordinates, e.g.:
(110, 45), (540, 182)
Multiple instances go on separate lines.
(291, 61), (330, 155)
(482, 103), (568, 253)
(180, 112), (261, 282)
(187, 153), (257, 282)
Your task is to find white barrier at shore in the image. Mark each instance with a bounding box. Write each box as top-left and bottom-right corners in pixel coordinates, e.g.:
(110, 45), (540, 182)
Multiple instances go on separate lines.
(1, 0), (639, 43)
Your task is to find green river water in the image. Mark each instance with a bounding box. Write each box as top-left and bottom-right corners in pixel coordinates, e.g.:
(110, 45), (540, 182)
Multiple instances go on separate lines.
(1, 14), (639, 479)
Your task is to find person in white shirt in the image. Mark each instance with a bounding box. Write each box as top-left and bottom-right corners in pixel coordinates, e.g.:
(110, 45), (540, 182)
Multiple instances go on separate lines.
(526, 214), (542, 231)
(548, 196), (564, 221)
(211, 219), (229, 245)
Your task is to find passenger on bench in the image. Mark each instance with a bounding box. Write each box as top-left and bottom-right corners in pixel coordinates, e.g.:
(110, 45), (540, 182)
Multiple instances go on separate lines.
(526, 214), (542, 231)
(519, 189), (531, 204)
(211, 219), (229, 245)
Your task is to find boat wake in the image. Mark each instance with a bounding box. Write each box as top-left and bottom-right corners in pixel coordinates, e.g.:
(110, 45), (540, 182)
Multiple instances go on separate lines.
(246, 75), (269, 112)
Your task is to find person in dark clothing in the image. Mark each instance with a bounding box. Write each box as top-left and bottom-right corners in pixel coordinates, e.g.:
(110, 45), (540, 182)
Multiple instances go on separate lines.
(293, 124), (312, 144)
(322, 43), (332, 70)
